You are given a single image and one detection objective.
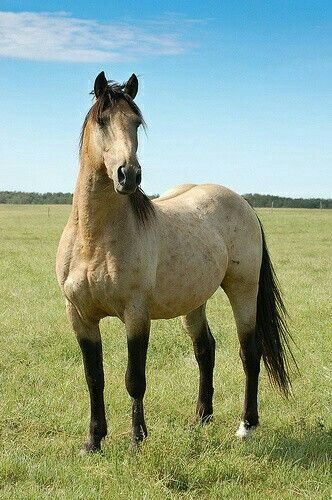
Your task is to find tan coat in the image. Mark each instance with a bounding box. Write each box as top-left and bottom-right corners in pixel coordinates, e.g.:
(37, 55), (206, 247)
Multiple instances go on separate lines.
(56, 177), (261, 333)
(56, 73), (292, 450)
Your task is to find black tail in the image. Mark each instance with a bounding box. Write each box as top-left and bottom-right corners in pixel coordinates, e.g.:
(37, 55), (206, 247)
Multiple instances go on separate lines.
(256, 219), (297, 396)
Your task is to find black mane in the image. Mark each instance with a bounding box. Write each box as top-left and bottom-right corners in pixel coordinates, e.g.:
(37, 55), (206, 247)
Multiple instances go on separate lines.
(129, 188), (155, 226)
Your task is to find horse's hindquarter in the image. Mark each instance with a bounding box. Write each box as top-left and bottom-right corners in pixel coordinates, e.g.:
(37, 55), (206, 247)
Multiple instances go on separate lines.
(150, 184), (262, 319)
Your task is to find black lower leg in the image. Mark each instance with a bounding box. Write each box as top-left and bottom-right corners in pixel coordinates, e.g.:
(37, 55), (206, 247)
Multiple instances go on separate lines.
(79, 338), (107, 451)
(239, 331), (262, 428)
(125, 334), (149, 445)
(193, 326), (215, 422)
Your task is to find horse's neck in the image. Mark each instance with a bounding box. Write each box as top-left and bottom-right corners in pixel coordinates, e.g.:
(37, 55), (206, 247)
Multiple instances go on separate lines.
(72, 161), (130, 248)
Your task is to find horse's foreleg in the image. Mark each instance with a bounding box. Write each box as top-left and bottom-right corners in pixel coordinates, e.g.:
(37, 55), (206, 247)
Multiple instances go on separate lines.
(66, 302), (107, 452)
(124, 310), (150, 447)
(182, 304), (215, 422)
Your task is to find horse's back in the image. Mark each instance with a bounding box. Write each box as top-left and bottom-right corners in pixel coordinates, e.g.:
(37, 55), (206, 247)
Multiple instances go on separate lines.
(155, 183), (251, 219)
(155, 183), (260, 240)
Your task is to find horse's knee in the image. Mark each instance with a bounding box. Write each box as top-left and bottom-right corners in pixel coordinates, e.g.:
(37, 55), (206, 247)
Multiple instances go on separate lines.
(125, 335), (148, 399)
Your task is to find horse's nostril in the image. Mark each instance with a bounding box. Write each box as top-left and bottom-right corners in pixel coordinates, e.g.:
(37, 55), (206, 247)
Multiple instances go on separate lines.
(136, 171), (142, 185)
(117, 166), (126, 185)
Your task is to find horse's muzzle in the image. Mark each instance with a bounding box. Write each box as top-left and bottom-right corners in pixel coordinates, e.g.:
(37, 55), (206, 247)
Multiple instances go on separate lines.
(115, 165), (141, 195)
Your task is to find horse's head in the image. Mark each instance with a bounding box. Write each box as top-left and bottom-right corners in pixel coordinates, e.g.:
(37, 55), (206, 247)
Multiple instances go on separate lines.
(81, 71), (144, 195)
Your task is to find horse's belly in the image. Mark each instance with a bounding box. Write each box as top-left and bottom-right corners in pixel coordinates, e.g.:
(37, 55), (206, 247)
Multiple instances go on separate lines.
(150, 239), (228, 319)
(150, 281), (221, 319)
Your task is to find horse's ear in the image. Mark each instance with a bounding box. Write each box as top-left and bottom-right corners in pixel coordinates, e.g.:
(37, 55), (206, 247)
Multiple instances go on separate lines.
(124, 74), (138, 99)
(94, 71), (108, 98)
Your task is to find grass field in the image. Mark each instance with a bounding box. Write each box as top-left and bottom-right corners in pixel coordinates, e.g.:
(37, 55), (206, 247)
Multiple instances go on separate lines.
(0, 205), (331, 499)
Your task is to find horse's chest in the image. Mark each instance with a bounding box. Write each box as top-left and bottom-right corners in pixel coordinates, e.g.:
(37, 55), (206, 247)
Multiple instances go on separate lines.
(63, 263), (127, 318)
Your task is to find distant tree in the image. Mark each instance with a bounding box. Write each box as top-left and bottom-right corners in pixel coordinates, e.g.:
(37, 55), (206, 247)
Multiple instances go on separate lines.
(0, 191), (73, 204)
(243, 194), (332, 209)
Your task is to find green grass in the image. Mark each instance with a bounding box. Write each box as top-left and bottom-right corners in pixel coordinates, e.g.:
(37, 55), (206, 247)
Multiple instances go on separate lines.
(0, 205), (331, 499)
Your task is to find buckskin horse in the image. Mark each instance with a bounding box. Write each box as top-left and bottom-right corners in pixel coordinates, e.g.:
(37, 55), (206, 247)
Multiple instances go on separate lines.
(56, 71), (295, 452)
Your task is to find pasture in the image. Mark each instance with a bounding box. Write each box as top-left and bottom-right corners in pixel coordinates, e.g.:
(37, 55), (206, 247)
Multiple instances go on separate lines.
(0, 205), (331, 499)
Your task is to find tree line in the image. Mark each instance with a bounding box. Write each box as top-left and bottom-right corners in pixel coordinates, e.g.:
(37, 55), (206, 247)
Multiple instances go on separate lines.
(0, 191), (330, 208)
(243, 193), (332, 209)
(0, 191), (73, 204)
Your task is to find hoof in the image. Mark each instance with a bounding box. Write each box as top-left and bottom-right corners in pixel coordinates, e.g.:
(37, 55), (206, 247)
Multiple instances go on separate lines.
(196, 403), (213, 424)
(80, 440), (101, 455)
(130, 435), (147, 454)
(235, 420), (257, 440)
(129, 439), (140, 454)
(130, 425), (147, 452)
(200, 413), (213, 424)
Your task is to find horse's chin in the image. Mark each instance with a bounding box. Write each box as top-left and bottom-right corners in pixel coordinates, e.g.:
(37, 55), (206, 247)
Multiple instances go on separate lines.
(114, 185), (138, 196)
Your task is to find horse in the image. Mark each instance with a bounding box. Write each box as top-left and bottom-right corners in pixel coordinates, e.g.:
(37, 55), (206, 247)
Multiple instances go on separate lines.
(56, 71), (295, 452)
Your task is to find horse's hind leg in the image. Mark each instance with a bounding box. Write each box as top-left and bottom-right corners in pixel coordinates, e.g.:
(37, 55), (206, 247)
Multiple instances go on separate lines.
(182, 304), (216, 422)
(66, 302), (107, 452)
(222, 282), (262, 439)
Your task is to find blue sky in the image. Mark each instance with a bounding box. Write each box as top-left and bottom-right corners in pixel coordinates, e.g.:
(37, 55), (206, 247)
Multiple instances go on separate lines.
(0, 1), (331, 197)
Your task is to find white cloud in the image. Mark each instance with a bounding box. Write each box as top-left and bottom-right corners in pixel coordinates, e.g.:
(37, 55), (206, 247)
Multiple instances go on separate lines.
(0, 11), (195, 62)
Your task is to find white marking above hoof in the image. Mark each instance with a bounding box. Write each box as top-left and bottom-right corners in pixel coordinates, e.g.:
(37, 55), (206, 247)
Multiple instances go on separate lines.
(236, 420), (255, 439)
